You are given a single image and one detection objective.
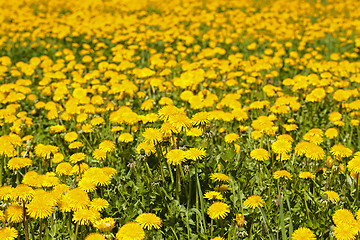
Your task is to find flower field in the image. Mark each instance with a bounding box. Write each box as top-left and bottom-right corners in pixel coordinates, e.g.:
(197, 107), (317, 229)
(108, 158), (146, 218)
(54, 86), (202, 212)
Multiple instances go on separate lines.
(1, 0), (360, 239)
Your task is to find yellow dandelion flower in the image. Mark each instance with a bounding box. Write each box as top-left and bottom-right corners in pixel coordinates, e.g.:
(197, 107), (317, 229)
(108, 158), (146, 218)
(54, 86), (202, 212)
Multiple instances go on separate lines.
(166, 149), (186, 165)
(99, 140), (115, 153)
(210, 173), (230, 183)
(224, 133), (239, 143)
(143, 128), (163, 145)
(70, 152), (86, 164)
(118, 133), (134, 143)
(273, 170), (292, 180)
(207, 202), (230, 220)
(0, 227), (18, 240)
(64, 132), (78, 142)
(11, 184), (34, 202)
(85, 233), (106, 240)
(135, 213), (162, 230)
(244, 195), (265, 209)
(250, 148), (270, 161)
(116, 222), (145, 240)
(93, 217), (116, 232)
(330, 144), (352, 158)
(299, 172), (315, 179)
(92, 149), (107, 161)
(90, 198), (109, 211)
(7, 157), (32, 170)
(5, 203), (23, 223)
(234, 213), (245, 227)
(323, 191), (339, 202)
(73, 208), (101, 225)
(185, 148), (206, 161)
(204, 191), (223, 200)
(291, 227), (316, 240)
(272, 140), (292, 154)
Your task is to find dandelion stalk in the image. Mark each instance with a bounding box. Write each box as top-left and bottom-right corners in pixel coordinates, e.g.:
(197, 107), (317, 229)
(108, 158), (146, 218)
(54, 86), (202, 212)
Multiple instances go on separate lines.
(23, 201), (29, 240)
(258, 162), (263, 188)
(39, 218), (42, 240)
(74, 223), (79, 240)
(176, 165), (181, 202)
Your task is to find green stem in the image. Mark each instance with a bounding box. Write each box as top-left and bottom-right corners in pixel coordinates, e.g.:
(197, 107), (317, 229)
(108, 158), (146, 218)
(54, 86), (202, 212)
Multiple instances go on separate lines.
(39, 218), (42, 240)
(210, 218), (213, 238)
(258, 162), (263, 188)
(74, 223), (79, 240)
(23, 202), (29, 240)
(176, 165), (181, 202)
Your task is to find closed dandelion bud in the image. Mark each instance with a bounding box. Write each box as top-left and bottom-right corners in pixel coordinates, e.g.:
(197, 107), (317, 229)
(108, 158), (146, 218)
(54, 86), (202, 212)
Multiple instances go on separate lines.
(326, 157), (334, 168)
(338, 164), (345, 174)
(322, 193), (328, 200)
(205, 126), (211, 133)
(234, 213), (245, 227)
(31, 109), (36, 115)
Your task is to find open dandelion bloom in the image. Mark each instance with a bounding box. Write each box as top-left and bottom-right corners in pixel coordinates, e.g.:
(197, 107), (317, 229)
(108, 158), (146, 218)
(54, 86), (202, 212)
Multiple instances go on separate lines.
(291, 227), (316, 240)
(0, 227), (18, 240)
(185, 148), (206, 161)
(92, 149), (107, 161)
(244, 195), (265, 209)
(5, 203), (23, 223)
(70, 152), (86, 164)
(93, 217), (116, 232)
(7, 157), (32, 170)
(166, 149), (186, 165)
(135, 213), (162, 230)
(250, 148), (269, 161)
(332, 209), (357, 226)
(118, 133), (134, 143)
(273, 170), (292, 180)
(272, 140), (292, 154)
(210, 173), (230, 182)
(224, 133), (239, 143)
(85, 233), (106, 240)
(143, 128), (163, 145)
(204, 191), (223, 200)
(64, 132), (78, 142)
(99, 140), (115, 153)
(210, 237), (225, 240)
(27, 190), (56, 219)
(90, 198), (109, 211)
(330, 144), (352, 159)
(62, 188), (90, 211)
(333, 224), (358, 240)
(214, 184), (232, 193)
(347, 154), (360, 173)
(207, 202), (230, 220)
(322, 191), (339, 202)
(11, 184), (35, 202)
(299, 172), (315, 179)
(73, 208), (101, 225)
(116, 222), (145, 240)
(304, 143), (325, 161)
(325, 128), (338, 139)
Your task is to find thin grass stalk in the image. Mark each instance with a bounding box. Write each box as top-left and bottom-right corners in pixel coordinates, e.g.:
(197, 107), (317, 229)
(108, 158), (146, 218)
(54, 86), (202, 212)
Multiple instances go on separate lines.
(259, 207), (276, 240)
(195, 162), (206, 232)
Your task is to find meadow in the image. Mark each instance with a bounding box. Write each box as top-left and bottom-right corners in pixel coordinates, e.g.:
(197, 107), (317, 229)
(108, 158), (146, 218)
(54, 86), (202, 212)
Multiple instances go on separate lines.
(0, 0), (360, 239)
